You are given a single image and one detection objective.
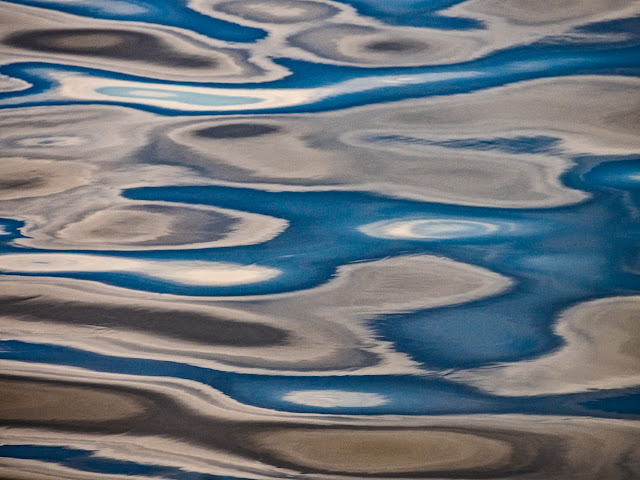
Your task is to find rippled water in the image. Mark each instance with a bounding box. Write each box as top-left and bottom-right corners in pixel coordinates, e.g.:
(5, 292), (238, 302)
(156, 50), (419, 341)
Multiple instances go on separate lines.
(1, 0), (640, 478)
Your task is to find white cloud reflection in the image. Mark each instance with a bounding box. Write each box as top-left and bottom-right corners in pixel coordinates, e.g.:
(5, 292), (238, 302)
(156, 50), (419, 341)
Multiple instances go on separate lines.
(0, 253), (279, 287)
(283, 389), (389, 408)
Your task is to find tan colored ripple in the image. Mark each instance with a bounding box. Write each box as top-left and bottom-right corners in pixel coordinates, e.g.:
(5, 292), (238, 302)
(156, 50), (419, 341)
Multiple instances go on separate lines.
(253, 428), (513, 474)
(0, 380), (146, 422)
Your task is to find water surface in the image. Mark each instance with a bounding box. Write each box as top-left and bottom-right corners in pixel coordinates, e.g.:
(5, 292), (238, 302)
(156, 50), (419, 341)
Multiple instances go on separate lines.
(0, 0), (639, 478)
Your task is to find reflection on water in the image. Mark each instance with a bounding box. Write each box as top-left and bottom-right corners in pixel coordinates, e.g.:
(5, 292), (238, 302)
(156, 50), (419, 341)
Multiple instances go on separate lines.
(0, 0), (639, 478)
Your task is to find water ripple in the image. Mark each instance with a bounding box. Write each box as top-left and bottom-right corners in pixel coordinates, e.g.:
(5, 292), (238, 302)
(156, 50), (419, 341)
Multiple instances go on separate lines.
(0, 0), (639, 478)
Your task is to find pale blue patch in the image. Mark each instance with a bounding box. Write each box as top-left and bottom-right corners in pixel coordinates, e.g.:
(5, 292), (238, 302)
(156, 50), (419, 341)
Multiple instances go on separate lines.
(96, 87), (263, 107)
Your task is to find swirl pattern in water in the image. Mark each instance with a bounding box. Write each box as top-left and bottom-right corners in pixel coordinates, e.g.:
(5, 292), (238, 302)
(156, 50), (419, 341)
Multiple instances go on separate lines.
(0, 0), (639, 478)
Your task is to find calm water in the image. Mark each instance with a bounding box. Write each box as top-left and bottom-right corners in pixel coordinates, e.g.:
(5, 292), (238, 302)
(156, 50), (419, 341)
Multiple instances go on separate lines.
(1, 0), (640, 478)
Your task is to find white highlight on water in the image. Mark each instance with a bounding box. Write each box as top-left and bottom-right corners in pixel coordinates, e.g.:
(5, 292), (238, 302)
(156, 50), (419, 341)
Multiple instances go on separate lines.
(0, 253), (280, 286)
(283, 389), (389, 407)
(360, 219), (502, 240)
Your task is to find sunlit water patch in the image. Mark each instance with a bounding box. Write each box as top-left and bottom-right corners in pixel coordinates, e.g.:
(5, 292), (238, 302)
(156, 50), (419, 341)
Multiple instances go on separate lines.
(360, 218), (517, 240)
(283, 389), (389, 408)
(0, 0), (639, 478)
(0, 253), (280, 287)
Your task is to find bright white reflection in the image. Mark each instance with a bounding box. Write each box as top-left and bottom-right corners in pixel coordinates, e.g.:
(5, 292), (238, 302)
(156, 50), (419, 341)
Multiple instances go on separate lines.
(0, 253), (279, 286)
(360, 219), (503, 240)
(57, 74), (323, 111)
(283, 389), (389, 407)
